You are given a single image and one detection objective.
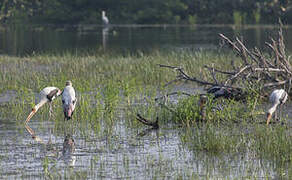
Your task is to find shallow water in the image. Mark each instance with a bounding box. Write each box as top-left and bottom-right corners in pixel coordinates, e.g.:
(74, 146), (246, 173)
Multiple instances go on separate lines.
(0, 87), (290, 179)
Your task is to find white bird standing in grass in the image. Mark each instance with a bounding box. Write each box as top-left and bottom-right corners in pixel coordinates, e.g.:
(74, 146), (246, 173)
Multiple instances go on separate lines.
(266, 89), (288, 125)
(62, 81), (77, 120)
(25, 87), (62, 124)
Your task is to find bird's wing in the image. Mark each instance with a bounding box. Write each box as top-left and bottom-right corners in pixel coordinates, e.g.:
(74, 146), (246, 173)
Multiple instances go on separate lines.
(279, 91), (288, 104)
(47, 88), (60, 101)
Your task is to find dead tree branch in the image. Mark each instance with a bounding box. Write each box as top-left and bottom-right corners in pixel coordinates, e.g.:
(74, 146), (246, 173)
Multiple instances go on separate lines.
(159, 24), (292, 99)
(136, 114), (159, 129)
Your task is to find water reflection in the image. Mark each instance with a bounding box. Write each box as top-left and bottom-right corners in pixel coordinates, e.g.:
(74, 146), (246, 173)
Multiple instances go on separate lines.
(0, 24), (291, 56)
(102, 26), (109, 50)
(25, 123), (76, 167)
(0, 116), (288, 178)
(60, 134), (76, 166)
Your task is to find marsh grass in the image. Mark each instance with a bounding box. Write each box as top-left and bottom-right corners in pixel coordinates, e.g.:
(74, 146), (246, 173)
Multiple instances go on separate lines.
(170, 92), (260, 126)
(1, 49), (292, 178)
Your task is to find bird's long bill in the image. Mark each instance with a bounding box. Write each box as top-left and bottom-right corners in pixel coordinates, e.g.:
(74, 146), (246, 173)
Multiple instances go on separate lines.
(266, 113), (272, 125)
(25, 110), (36, 124)
(25, 124), (35, 136)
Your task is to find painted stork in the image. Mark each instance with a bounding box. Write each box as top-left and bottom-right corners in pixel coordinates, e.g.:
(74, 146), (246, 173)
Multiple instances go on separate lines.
(25, 87), (62, 124)
(62, 81), (77, 120)
(266, 89), (288, 125)
(102, 11), (109, 25)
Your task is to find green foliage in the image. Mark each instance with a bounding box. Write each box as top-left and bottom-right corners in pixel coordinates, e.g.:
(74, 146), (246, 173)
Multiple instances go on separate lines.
(1, 0), (292, 24)
(181, 124), (244, 155)
(171, 92), (258, 126)
(253, 8), (261, 24)
(233, 11), (245, 26)
(187, 15), (197, 25)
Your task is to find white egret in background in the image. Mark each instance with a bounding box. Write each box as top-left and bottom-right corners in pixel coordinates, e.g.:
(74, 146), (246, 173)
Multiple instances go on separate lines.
(25, 87), (62, 124)
(102, 11), (109, 25)
(266, 89), (288, 125)
(62, 81), (77, 120)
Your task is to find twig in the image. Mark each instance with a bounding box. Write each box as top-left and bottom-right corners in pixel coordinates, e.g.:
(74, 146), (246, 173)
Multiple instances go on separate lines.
(136, 113), (159, 129)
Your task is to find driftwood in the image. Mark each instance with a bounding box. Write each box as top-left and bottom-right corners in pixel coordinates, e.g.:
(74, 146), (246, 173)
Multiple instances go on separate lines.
(136, 113), (159, 129)
(159, 22), (292, 99)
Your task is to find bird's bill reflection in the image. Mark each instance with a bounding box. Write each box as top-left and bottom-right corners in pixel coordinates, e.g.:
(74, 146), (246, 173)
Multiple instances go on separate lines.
(25, 124), (44, 143)
(25, 123), (76, 166)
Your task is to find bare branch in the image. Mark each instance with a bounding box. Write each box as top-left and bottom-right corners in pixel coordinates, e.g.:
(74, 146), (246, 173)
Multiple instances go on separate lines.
(136, 114), (159, 129)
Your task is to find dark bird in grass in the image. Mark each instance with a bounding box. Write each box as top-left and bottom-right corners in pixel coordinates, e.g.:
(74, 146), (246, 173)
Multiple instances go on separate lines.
(25, 87), (62, 124)
(266, 89), (288, 125)
(62, 81), (77, 120)
(207, 86), (245, 101)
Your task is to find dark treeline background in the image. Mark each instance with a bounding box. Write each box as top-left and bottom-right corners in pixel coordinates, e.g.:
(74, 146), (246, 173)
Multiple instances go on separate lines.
(0, 0), (292, 25)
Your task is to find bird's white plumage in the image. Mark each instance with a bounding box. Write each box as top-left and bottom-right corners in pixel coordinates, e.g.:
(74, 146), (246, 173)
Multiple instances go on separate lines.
(25, 86), (61, 124)
(62, 86), (76, 105)
(266, 89), (288, 124)
(269, 89), (287, 107)
(40, 87), (59, 96)
(102, 11), (109, 25)
(39, 87), (60, 99)
(62, 82), (77, 119)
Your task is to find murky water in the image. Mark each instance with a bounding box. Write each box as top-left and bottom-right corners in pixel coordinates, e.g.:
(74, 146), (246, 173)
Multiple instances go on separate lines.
(0, 116), (277, 179)
(1, 24), (292, 56)
(0, 88), (290, 179)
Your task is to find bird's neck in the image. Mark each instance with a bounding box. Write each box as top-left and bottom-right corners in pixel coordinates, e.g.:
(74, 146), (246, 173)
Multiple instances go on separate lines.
(268, 103), (279, 114)
(35, 99), (49, 111)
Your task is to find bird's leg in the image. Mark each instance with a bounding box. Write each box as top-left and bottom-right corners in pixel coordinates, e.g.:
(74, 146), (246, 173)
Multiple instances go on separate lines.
(279, 104), (283, 122)
(48, 102), (54, 144)
(49, 102), (53, 119)
(274, 108), (278, 122)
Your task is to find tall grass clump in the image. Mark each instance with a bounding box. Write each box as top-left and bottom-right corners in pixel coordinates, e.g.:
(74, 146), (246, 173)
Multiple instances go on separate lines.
(251, 124), (292, 163)
(181, 124), (246, 155)
(171, 92), (259, 126)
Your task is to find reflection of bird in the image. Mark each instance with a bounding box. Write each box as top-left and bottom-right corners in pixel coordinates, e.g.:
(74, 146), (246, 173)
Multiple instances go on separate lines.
(62, 81), (77, 120)
(63, 134), (75, 155)
(102, 26), (109, 50)
(62, 134), (76, 166)
(266, 89), (288, 125)
(102, 11), (109, 25)
(25, 87), (62, 124)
